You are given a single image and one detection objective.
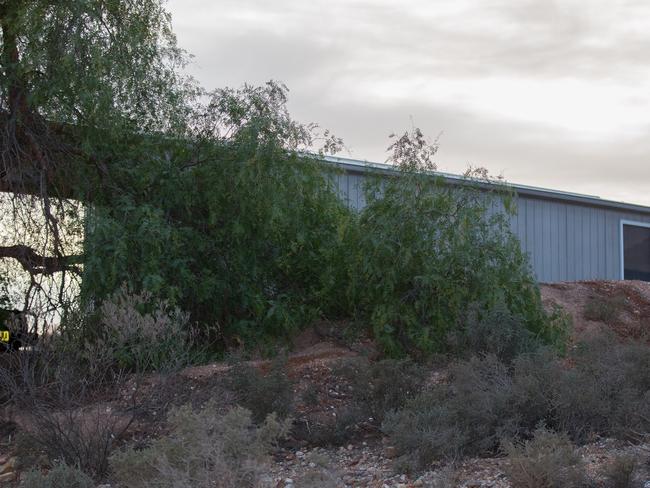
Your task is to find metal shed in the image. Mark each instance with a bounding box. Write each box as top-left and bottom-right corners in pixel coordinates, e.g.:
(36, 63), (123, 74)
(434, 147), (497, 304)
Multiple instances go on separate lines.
(324, 156), (650, 283)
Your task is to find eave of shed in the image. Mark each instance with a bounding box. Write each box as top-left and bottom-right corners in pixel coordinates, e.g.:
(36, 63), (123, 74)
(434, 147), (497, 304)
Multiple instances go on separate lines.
(321, 155), (650, 216)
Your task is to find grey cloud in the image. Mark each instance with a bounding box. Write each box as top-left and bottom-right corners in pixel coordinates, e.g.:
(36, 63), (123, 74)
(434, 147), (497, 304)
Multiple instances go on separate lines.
(167, 0), (650, 206)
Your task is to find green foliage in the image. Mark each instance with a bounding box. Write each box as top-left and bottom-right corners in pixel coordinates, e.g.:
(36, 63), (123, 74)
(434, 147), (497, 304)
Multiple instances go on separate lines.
(109, 402), (291, 488)
(227, 358), (294, 423)
(82, 82), (352, 349)
(350, 129), (564, 357)
(22, 463), (95, 488)
(503, 427), (589, 488)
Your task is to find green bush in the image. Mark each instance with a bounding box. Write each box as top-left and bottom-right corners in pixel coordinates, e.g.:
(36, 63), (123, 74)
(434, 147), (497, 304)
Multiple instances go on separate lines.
(82, 82), (353, 350)
(350, 129), (566, 357)
(22, 463), (95, 488)
(502, 426), (588, 488)
(227, 358), (294, 423)
(110, 402), (291, 488)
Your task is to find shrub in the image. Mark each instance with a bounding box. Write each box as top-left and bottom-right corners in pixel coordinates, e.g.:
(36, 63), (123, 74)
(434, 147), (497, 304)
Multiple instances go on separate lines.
(95, 285), (195, 373)
(502, 426), (588, 488)
(350, 128), (565, 357)
(227, 358), (293, 423)
(382, 355), (520, 470)
(337, 357), (427, 423)
(583, 295), (627, 324)
(383, 333), (650, 470)
(22, 463), (95, 488)
(448, 300), (541, 363)
(601, 454), (642, 488)
(0, 290), (193, 479)
(110, 402), (291, 488)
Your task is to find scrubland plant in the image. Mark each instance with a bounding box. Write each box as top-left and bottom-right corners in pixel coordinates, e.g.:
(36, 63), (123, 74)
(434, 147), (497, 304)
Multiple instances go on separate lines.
(335, 357), (427, 423)
(22, 462), (95, 488)
(227, 357), (294, 423)
(383, 331), (650, 472)
(109, 402), (291, 488)
(600, 454), (643, 488)
(503, 426), (589, 488)
(0, 289), (193, 478)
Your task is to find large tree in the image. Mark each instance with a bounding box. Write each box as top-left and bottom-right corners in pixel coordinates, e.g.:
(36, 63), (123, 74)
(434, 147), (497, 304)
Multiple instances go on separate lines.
(0, 0), (194, 314)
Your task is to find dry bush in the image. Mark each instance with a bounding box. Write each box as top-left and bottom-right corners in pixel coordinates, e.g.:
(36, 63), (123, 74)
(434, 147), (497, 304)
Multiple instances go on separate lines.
(448, 300), (541, 363)
(383, 333), (650, 471)
(0, 288), (194, 478)
(583, 295), (627, 324)
(382, 354), (520, 470)
(336, 357), (426, 423)
(503, 427), (589, 488)
(22, 462), (95, 488)
(227, 358), (293, 423)
(601, 454), (643, 488)
(110, 402), (291, 488)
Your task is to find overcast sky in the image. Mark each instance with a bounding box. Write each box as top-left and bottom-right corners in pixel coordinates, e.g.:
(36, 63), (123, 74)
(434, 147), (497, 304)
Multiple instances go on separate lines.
(167, 0), (650, 206)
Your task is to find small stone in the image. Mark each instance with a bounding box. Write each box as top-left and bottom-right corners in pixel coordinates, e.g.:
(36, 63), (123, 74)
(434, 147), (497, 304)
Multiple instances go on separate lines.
(296, 450), (305, 458)
(309, 462), (316, 468)
(399, 474), (407, 482)
(284, 478), (294, 484)
(0, 458), (16, 475)
(0, 472), (15, 483)
(347, 444), (353, 450)
(383, 446), (398, 458)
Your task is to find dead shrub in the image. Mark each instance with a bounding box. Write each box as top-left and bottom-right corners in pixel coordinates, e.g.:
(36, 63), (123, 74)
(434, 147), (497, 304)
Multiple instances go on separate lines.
(109, 402), (291, 488)
(601, 454), (643, 488)
(503, 426), (589, 488)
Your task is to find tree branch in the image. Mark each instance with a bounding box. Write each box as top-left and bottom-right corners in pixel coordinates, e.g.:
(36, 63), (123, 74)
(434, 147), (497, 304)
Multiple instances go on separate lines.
(0, 245), (82, 276)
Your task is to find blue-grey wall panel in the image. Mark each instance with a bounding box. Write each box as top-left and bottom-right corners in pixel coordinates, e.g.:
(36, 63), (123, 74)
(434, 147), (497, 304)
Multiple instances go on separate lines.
(334, 169), (650, 282)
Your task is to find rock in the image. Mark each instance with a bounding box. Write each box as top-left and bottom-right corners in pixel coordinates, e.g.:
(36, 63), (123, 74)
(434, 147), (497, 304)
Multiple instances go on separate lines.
(0, 471), (15, 484)
(346, 444), (353, 451)
(383, 446), (398, 458)
(0, 458), (15, 475)
(295, 450), (305, 458)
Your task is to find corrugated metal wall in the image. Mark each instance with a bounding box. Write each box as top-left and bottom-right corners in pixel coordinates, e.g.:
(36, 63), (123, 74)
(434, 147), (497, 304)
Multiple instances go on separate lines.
(332, 169), (650, 283)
